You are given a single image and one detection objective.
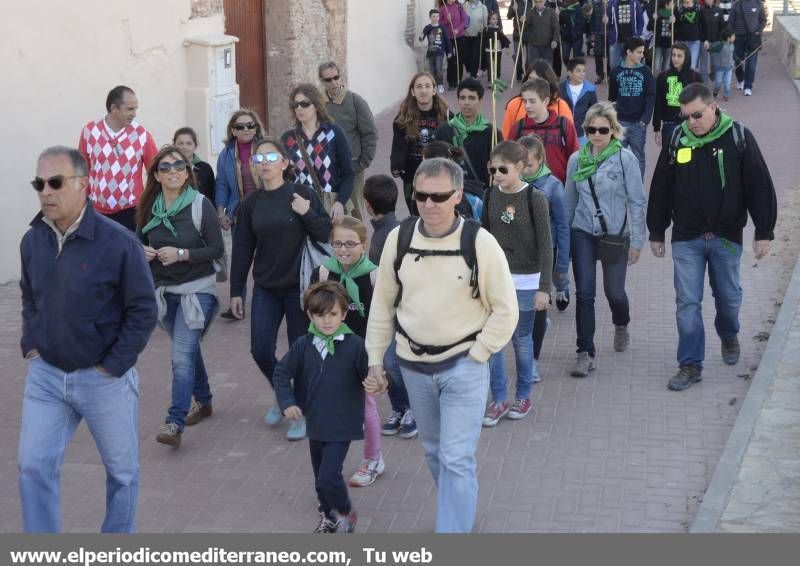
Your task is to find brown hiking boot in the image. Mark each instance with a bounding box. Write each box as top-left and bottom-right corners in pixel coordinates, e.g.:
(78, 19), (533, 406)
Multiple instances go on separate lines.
(184, 398), (212, 426)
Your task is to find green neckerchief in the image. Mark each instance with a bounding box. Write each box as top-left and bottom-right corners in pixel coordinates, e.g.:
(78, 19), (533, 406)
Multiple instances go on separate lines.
(323, 253), (377, 317)
(679, 112), (734, 149)
(308, 322), (354, 355)
(522, 163), (552, 184)
(571, 140), (623, 182)
(191, 154), (202, 166)
(449, 113), (490, 148)
(141, 186), (199, 236)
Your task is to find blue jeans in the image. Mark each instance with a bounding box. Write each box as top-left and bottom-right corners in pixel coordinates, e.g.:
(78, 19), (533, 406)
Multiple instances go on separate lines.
(686, 40), (701, 70)
(427, 53), (444, 87)
(654, 47), (672, 75)
(18, 358), (139, 532)
(620, 120), (646, 180)
(672, 236), (742, 369)
(714, 68), (733, 97)
(660, 121), (680, 149)
(384, 338), (410, 413)
(251, 284), (306, 387)
(400, 355), (489, 533)
(571, 229), (631, 357)
(161, 292), (217, 430)
(489, 289), (538, 403)
(734, 36), (759, 89)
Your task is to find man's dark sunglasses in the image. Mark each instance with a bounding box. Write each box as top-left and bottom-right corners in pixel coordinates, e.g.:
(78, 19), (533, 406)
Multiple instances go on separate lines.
(413, 189), (456, 203)
(30, 175), (83, 192)
(322, 75), (341, 83)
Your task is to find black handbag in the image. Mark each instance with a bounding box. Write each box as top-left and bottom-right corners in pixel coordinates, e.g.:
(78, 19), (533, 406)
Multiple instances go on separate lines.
(587, 165), (630, 264)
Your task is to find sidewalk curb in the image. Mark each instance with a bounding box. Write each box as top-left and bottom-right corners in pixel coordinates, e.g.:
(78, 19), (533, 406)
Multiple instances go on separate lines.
(690, 255), (800, 532)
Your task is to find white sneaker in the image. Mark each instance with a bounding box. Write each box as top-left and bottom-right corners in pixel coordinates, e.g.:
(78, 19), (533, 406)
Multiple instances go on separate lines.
(737, 81), (744, 90)
(744, 88), (752, 96)
(348, 456), (385, 487)
(437, 84), (445, 94)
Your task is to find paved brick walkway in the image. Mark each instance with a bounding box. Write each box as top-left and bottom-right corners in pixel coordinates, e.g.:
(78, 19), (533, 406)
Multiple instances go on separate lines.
(0, 39), (797, 533)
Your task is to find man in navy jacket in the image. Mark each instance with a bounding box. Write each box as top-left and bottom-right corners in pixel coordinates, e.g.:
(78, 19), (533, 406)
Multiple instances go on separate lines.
(18, 146), (157, 532)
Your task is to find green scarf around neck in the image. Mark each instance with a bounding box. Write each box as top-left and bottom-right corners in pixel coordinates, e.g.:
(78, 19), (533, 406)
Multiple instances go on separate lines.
(679, 112), (734, 149)
(141, 186), (198, 236)
(323, 253), (377, 317)
(191, 154), (202, 166)
(449, 113), (490, 148)
(308, 322), (354, 355)
(522, 163), (552, 184)
(571, 139), (623, 182)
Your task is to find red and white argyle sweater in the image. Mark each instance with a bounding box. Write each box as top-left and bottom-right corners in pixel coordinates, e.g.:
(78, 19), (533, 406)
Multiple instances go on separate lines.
(78, 119), (158, 213)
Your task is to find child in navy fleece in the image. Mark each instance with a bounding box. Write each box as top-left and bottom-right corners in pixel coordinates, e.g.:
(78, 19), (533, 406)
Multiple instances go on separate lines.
(273, 281), (380, 533)
(608, 36), (655, 180)
(419, 9), (453, 91)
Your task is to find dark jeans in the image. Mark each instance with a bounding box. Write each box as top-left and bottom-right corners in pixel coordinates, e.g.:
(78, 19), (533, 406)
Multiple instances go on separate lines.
(384, 338), (410, 413)
(427, 53), (445, 86)
(571, 229), (631, 357)
(103, 207), (137, 231)
(593, 33), (610, 80)
(250, 284), (306, 387)
(447, 37), (467, 87)
(513, 39), (526, 80)
(526, 45), (553, 68)
(309, 439), (351, 517)
(734, 35), (759, 90)
(562, 38), (583, 66)
(463, 35), (481, 76)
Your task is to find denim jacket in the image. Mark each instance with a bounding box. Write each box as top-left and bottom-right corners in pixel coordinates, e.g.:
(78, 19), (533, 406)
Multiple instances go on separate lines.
(564, 147), (647, 250)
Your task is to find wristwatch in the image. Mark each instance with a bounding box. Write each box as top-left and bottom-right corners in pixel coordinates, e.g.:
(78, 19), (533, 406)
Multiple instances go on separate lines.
(177, 248), (185, 261)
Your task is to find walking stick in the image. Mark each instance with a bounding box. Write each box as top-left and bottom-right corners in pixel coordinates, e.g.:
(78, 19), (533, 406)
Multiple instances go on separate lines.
(652, 7), (658, 74)
(510, 0), (529, 90)
(491, 37), (499, 149)
(733, 36), (771, 72)
(479, 24), (485, 77)
(603, 0), (609, 95)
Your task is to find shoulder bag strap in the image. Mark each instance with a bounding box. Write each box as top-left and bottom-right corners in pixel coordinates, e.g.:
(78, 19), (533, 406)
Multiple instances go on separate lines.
(295, 129), (325, 198)
(586, 175), (609, 235)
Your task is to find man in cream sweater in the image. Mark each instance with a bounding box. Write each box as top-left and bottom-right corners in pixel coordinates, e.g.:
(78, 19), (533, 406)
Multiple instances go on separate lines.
(366, 158), (517, 533)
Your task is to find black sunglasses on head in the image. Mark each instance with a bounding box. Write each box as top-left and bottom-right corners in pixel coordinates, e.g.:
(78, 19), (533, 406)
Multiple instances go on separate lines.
(413, 189), (456, 203)
(291, 100), (314, 110)
(585, 126), (611, 135)
(322, 75), (341, 83)
(157, 160), (188, 173)
(232, 122), (256, 131)
(488, 165), (510, 176)
(30, 175), (83, 192)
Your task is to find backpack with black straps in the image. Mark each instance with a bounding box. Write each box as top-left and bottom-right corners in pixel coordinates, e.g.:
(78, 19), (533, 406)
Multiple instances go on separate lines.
(668, 121), (747, 165)
(391, 216), (483, 356)
(515, 115), (568, 146)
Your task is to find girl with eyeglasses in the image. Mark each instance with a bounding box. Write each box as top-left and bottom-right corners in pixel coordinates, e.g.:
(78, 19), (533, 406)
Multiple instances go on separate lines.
(229, 137), (332, 441)
(280, 84), (355, 226)
(136, 146), (225, 449)
(215, 109), (266, 319)
(310, 217), (386, 488)
(480, 141), (553, 427)
(564, 102), (647, 378)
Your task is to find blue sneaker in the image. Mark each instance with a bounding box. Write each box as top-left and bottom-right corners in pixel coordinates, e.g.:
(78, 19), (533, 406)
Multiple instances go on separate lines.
(264, 405), (283, 427)
(286, 417), (306, 441)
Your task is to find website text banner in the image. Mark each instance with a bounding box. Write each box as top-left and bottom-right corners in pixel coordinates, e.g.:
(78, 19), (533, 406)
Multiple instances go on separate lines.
(2, 534), (799, 566)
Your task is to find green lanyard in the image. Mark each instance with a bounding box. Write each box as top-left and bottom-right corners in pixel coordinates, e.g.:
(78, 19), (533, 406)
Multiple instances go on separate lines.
(716, 149), (726, 192)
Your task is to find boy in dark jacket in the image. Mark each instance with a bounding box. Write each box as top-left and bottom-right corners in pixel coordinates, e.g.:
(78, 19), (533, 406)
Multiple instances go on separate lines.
(273, 281), (381, 533)
(673, 0), (704, 70)
(609, 36), (656, 179)
(559, 57), (599, 144)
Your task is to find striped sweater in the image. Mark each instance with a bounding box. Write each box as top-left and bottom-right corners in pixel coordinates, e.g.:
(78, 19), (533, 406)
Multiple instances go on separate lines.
(78, 119), (158, 213)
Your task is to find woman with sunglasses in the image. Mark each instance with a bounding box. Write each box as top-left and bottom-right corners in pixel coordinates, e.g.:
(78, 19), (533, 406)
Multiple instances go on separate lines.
(136, 146), (225, 449)
(390, 72), (451, 212)
(564, 102), (647, 378)
(229, 137), (332, 440)
(480, 141), (552, 426)
(215, 109), (265, 319)
(281, 84), (355, 225)
(500, 59), (574, 141)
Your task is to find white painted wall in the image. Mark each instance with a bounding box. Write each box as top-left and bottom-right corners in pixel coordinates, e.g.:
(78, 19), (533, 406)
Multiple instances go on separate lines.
(0, 1), (224, 283)
(346, 0), (436, 114)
